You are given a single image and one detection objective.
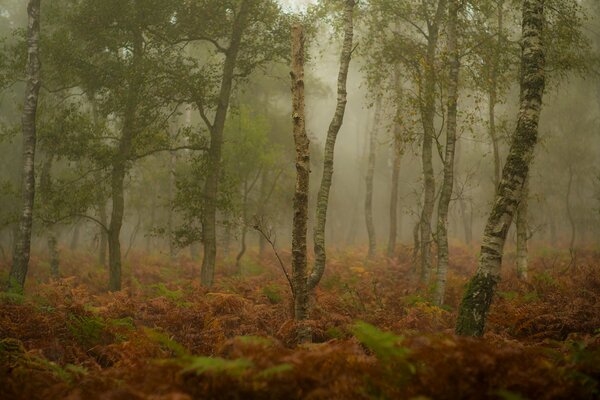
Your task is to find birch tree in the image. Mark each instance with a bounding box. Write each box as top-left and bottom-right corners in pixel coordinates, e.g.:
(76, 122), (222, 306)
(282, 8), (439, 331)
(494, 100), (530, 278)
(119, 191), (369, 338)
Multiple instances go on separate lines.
(434, 0), (461, 306)
(455, 0), (546, 336)
(8, 0), (41, 291)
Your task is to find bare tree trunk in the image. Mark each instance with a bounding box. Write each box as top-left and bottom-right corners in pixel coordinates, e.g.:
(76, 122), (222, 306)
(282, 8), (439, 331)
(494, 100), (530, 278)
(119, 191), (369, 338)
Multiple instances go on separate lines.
(434, 0), (461, 306)
(566, 166), (576, 253)
(167, 128), (176, 263)
(235, 178), (250, 273)
(308, 0), (355, 291)
(98, 198), (108, 266)
(257, 171), (268, 258)
(419, 0), (447, 285)
(456, 0), (545, 337)
(489, 0), (504, 190)
(365, 97), (381, 260)
(290, 24), (310, 341)
(9, 0), (42, 292)
(516, 177), (529, 279)
(200, 0), (251, 287)
(387, 120), (403, 258)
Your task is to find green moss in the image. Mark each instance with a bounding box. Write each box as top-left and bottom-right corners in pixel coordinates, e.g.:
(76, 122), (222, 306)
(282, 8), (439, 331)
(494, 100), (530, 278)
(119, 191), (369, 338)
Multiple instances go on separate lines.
(455, 272), (499, 337)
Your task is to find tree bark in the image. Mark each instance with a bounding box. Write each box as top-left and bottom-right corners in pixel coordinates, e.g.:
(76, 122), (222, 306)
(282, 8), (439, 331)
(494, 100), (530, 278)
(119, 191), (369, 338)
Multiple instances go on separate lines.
(108, 25), (143, 292)
(365, 96), (381, 260)
(387, 115), (403, 258)
(290, 24), (310, 341)
(9, 0), (42, 292)
(90, 97), (108, 267)
(456, 0), (546, 337)
(489, 0), (504, 190)
(419, 0), (447, 285)
(308, 0), (355, 291)
(434, 0), (461, 306)
(566, 166), (576, 253)
(200, 0), (251, 287)
(40, 153), (59, 279)
(516, 176), (529, 279)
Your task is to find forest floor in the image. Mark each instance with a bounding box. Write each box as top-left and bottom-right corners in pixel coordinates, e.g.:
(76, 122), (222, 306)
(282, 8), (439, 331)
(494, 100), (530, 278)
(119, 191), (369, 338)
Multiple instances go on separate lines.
(0, 244), (599, 399)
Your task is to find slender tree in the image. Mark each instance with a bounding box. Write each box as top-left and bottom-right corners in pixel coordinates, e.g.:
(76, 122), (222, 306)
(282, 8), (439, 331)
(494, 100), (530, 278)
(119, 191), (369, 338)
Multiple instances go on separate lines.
(308, 0), (355, 291)
(456, 0), (546, 337)
(8, 0), (42, 291)
(434, 0), (461, 306)
(365, 96), (381, 260)
(290, 24), (310, 341)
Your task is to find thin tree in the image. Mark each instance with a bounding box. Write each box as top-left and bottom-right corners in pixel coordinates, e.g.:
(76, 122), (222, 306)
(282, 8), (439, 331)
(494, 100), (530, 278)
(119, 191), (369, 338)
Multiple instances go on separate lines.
(308, 0), (355, 290)
(290, 24), (311, 341)
(456, 0), (546, 337)
(200, 0), (253, 287)
(365, 96), (381, 260)
(434, 0), (461, 306)
(8, 0), (42, 292)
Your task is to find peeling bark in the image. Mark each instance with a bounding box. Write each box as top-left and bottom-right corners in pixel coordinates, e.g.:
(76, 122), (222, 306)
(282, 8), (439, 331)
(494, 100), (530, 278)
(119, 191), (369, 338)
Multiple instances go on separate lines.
(516, 177), (529, 280)
(290, 24), (310, 341)
(456, 0), (546, 337)
(419, 0), (447, 285)
(434, 0), (461, 306)
(9, 0), (42, 292)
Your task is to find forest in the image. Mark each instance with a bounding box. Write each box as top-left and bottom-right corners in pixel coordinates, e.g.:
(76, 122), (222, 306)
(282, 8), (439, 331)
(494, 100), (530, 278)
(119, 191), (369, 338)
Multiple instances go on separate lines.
(0, 0), (599, 398)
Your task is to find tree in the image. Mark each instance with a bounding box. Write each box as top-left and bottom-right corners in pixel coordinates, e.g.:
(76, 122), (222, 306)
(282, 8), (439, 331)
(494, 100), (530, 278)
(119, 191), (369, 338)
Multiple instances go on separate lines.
(455, 0), (546, 337)
(365, 96), (381, 260)
(434, 0), (461, 306)
(290, 23), (310, 340)
(8, 0), (41, 291)
(308, 0), (355, 291)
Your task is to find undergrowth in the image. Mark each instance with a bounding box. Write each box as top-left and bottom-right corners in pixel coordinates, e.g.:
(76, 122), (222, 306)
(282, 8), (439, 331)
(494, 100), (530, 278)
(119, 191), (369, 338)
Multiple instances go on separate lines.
(0, 246), (598, 399)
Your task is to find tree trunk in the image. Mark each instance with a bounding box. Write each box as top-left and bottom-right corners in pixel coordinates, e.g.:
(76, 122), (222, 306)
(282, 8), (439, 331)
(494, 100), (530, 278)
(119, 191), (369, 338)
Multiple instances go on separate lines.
(308, 0), (355, 291)
(98, 198), (108, 266)
(434, 0), (461, 306)
(290, 24), (310, 341)
(9, 0), (42, 292)
(489, 0), (504, 190)
(108, 26), (143, 292)
(387, 119), (403, 258)
(566, 166), (576, 252)
(456, 0), (546, 337)
(516, 177), (529, 279)
(257, 170), (268, 258)
(419, 0), (447, 285)
(200, 0), (251, 287)
(365, 97), (381, 260)
(167, 128), (176, 263)
(235, 178), (249, 273)
(70, 223), (80, 251)
(48, 232), (59, 279)
(459, 199), (472, 245)
(90, 97), (108, 267)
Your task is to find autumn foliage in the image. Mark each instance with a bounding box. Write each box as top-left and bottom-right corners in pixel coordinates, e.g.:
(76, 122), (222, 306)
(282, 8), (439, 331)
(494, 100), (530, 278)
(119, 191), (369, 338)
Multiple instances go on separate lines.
(1, 245), (599, 399)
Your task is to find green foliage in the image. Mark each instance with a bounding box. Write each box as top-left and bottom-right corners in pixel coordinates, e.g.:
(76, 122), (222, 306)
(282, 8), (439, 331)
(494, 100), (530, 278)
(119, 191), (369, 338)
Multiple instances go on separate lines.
(67, 314), (106, 347)
(261, 284), (283, 304)
(351, 321), (410, 363)
(144, 328), (189, 358)
(181, 356), (253, 377)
